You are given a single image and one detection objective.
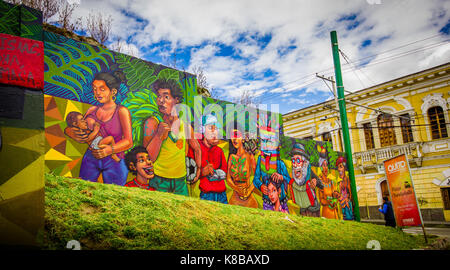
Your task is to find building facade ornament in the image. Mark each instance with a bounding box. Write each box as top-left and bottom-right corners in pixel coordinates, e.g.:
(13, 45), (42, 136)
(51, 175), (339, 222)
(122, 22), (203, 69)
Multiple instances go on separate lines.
(421, 93), (448, 114)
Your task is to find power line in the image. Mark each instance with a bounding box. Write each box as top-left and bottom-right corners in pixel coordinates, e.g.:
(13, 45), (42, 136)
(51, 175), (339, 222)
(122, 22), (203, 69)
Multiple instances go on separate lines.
(261, 39), (449, 103)
(260, 34), (447, 97)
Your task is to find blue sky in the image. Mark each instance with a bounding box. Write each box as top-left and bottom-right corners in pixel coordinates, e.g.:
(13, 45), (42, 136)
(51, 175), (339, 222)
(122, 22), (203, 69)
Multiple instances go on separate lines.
(72, 0), (450, 114)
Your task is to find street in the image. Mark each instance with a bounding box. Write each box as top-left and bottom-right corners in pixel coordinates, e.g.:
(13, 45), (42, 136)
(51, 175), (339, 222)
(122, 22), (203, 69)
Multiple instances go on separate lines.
(402, 227), (450, 239)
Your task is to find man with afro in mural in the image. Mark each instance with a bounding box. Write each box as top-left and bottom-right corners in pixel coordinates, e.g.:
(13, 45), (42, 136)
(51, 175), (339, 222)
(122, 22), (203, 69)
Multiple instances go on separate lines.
(143, 79), (201, 196)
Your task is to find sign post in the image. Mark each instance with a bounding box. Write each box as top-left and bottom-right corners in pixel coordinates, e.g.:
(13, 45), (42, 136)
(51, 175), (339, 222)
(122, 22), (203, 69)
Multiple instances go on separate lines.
(383, 154), (427, 243)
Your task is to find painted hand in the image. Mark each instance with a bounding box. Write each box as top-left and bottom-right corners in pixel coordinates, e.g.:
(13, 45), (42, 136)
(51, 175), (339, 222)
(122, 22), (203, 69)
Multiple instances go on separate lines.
(192, 168), (201, 184)
(202, 163), (214, 177)
(261, 184), (269, 196)
(65, 127), (88, 144)
(271, 172), (283, 183)
(156, 122), (170, 141)
(92, 144), (112, 159)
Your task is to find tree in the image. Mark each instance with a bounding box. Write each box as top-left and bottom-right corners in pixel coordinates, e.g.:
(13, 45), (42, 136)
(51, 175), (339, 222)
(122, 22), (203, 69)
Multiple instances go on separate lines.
(233, 89), (260, 107)
(191, 65), (209, 90)
(191, 65), (216, 98)
(56, 0), (82, 32)
(86, 11), (113, 45)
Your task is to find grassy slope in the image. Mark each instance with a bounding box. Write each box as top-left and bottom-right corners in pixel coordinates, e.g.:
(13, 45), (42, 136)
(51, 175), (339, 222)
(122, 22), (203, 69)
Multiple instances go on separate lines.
(42, 173), (426, 250)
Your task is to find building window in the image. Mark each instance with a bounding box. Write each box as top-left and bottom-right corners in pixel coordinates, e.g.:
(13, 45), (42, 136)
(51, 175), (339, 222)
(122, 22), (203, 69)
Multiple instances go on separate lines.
(363, 123), (375, 150)
(428, 106), (448, 140)
(441, 188), (450, 210)
(322, 132), (332, 143)
(400, 113), (414, 143)
(378, 113), (397, 147)
(303, 136), (313, 140)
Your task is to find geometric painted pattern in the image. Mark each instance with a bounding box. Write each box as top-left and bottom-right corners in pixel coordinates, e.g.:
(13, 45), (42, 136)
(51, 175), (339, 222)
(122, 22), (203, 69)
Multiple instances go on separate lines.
(44, 94), (91, 178)
(0, 126), (45, 246)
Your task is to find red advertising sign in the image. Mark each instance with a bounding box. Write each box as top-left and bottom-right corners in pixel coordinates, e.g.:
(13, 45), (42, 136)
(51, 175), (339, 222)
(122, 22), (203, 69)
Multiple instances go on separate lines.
(383, 154), (423, 227)
(0, 33), (44, 89)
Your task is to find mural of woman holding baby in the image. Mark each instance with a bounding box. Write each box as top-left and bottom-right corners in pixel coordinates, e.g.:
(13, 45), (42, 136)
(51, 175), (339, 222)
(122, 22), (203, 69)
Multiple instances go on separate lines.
(64, 70), (133, 185)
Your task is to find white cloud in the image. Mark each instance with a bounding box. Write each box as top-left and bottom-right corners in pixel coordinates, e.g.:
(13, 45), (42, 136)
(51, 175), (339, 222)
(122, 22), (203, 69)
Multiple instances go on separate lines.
(73, 0), (450, 112)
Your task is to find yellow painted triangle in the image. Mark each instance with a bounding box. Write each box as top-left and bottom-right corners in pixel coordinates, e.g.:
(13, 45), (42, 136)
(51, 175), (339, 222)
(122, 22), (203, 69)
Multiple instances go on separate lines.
(11, 131), (45, 153)
(63, 171), (73, 178)
(218, 141), (228, 149)
(65, 140), (83, 157)
(64, 100), (82, 119)
(0, 156), (45, 201)
(45, 148), (72, 161)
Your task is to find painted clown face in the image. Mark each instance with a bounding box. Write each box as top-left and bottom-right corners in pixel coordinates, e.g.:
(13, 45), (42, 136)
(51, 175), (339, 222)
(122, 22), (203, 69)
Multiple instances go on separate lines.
(260, 128), (279, 153)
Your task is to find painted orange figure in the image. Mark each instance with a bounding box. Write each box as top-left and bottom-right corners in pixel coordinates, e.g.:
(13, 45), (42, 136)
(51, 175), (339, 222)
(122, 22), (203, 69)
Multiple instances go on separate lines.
(317, 157), (339, 219)
(226, 127), (258, 208)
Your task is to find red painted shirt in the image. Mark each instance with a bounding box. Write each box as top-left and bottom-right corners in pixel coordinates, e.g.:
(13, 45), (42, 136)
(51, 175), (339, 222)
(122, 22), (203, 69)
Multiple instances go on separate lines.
(196, 139), (228, 193)
(125, 178), (156, 191)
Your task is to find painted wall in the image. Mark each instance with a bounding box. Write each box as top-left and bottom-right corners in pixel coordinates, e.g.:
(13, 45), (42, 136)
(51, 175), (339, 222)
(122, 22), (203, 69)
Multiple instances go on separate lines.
(0, 1), (44, 247)
(43, 29), (356, 221)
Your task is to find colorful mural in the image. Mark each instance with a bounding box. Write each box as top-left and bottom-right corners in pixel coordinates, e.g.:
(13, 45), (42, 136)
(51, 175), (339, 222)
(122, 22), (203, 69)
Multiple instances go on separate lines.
(41, 26), (355, 221)
(0, 2), (44, 247)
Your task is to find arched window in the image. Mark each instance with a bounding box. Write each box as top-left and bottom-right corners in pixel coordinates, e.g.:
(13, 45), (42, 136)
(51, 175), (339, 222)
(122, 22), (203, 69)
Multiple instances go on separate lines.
(377, 114), (396, 147)
(322, 132), (332, 143)
(428, 106), (448, 140)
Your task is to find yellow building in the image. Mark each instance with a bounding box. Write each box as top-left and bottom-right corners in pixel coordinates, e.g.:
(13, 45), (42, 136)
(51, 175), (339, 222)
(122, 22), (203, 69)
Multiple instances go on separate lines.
(283, 62), (450, 222)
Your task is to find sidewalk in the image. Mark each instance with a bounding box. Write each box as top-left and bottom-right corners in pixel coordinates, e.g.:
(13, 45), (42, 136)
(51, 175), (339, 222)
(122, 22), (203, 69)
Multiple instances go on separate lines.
(361, 219), (450, 228)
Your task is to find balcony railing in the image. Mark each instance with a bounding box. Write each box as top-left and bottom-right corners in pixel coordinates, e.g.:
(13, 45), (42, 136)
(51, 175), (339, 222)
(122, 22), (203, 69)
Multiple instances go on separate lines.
(353, 142), (423, 173)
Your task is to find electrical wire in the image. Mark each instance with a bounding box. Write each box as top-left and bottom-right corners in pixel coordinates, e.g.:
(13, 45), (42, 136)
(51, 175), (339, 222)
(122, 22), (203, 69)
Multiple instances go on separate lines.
(258, 36), (449, 103)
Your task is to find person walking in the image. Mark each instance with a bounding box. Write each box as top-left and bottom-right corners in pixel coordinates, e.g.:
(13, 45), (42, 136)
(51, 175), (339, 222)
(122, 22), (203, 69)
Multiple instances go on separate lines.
(379, 197), (396, 227)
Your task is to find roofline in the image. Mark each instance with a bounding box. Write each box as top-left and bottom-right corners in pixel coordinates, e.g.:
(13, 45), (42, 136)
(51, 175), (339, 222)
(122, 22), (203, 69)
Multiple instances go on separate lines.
(282, 61), (450, 117)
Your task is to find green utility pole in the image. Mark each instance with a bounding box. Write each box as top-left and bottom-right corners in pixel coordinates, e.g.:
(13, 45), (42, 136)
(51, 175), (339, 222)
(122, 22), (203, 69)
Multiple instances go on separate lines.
(330, 31), (360, 222)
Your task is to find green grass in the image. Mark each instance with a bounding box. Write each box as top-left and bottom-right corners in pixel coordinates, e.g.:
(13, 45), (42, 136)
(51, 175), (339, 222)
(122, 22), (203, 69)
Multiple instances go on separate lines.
(42, 173), (427, 250)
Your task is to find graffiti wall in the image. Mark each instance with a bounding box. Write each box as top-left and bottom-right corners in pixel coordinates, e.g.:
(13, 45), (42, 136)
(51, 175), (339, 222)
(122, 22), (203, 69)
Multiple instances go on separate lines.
(0, 2), (45, 247)
(42, 28), (355, 221)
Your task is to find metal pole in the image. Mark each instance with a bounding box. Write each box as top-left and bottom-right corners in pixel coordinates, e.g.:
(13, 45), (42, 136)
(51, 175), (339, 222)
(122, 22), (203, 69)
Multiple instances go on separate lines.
(330, 30), (361, 222)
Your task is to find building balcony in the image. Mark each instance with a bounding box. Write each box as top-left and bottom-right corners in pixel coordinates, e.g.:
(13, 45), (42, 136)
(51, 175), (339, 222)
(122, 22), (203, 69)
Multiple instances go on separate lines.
(353, 142), (423, 174)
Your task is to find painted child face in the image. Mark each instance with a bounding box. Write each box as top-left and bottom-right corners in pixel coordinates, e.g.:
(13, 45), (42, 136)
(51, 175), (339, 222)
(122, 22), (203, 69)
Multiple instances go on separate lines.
(230, 129), (243, 149)
(74, 114), (88, 130)
(156, 88), (178, 116)
(92, 80), (115, 104)
(268, 182), (280, 204)
(134, 152), (154, 179)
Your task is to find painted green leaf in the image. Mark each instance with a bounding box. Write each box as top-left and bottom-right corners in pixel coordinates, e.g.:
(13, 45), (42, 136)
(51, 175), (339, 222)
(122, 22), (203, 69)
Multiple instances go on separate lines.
(157, 68), (180, 82)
